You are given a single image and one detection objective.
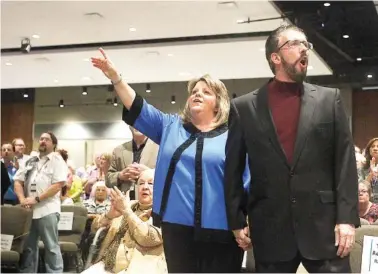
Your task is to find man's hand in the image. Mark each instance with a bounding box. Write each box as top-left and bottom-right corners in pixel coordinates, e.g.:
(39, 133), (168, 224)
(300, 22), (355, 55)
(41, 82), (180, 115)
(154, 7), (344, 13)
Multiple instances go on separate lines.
(335, 224), (355, 258)
(21, 197), (37, 209)
(233, 227), (252, 251)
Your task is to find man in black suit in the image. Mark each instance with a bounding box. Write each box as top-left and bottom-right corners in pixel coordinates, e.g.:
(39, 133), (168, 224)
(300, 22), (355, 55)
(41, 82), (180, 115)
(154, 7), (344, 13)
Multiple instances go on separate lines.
(224, 24), (359, 273)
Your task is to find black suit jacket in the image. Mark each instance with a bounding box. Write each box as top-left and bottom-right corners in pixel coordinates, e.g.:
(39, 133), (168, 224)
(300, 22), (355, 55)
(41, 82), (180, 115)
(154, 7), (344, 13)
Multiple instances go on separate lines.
(224, 81), (360, 262)
(1, 162), (11, 205)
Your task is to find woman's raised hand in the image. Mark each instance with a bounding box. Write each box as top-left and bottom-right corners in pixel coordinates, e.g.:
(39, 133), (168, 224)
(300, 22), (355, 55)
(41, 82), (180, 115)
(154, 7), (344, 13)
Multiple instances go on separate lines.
(91, 48), (119, 81)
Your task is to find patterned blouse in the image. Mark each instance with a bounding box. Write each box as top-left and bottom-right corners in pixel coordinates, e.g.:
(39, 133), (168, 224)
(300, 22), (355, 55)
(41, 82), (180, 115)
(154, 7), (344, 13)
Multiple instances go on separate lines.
(83, 199), (111, 215)
(361, 203), (378, 224)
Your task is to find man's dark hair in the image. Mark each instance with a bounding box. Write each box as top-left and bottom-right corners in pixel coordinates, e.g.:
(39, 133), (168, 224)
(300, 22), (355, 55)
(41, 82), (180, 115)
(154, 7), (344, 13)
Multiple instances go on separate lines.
(46, 131), (58, 151)
(265, 24), (306, 74)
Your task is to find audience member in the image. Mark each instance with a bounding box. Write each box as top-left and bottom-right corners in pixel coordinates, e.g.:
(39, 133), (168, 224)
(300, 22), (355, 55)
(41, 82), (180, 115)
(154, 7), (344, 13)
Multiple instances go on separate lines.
(2, 143), (19, 205)
(358, 181), (378, 224)
(85, 153), (111, 199)
(83, 169), (166, 274)
(360, 137), (378, 202)
(106, 126), (158, 194)
(14, 132), (68, 273)
(61, 186), (74, 205)
(12, 138), (30, 167)
(83, 181), (111, 219)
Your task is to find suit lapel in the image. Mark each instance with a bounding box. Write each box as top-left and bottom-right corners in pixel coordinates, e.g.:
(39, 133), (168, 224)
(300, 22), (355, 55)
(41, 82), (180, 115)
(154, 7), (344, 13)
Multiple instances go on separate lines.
(122, 141), (133, 167)
(291, 83), (317, 169)
(252, 84), (289, 167)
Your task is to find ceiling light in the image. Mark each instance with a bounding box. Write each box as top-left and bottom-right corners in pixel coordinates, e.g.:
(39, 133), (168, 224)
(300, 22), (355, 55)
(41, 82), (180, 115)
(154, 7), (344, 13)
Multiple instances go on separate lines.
(307, 65), (313, 70)
(324, 3), (331, 7)
(343, 34), (349, 39)
(356, 58), (362, 61)
(146, 84), (151, 93)
(113, 97), (118, 107)
(82, 76), (91, 81)
(82, 87), (88, 95)
(167, 53), (174, 57)
(218, 1), (237, 9)
(23, 92), (29, 98)
(171, 95), (176, 104)
(236, 19), (244, 24)
(54, 79), (59, 83)
(129, 27), (136, 32)
(32, 34), (40, 39)
(321, 23), (325, 27)
(5, 62), (12, 66)
(362, 86), (378, 90)
(83, 58), (90, 62)
(59, 99), (65, 108)
(367, 74), (373, 79)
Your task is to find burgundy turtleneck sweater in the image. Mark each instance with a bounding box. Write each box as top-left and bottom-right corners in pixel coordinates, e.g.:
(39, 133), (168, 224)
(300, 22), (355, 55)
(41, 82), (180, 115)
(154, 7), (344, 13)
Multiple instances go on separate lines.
(267, 78), (302, 164)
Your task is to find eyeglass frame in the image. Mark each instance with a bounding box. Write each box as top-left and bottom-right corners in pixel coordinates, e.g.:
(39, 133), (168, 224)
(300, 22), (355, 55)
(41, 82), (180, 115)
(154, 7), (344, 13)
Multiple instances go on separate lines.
(276, 39), (314, 52)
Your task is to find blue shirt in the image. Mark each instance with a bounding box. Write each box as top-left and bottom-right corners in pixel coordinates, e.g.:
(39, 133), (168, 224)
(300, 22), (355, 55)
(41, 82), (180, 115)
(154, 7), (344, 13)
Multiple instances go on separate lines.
(123, 95), (250, 242)
(4, 164), (18, 201)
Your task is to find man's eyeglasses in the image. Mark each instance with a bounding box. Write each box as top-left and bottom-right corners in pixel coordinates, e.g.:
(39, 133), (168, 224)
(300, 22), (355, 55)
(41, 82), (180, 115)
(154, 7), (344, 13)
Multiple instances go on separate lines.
(277, 40), (313, 52)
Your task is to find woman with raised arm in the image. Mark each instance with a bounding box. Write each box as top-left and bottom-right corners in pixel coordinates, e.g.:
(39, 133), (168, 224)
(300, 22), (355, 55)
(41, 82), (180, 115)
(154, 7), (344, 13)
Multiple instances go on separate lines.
(91, 48), (248, 273)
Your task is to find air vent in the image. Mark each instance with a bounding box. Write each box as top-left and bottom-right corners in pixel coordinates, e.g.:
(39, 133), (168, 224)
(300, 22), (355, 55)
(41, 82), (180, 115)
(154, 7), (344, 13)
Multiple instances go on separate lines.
(217, 1), (238, 9)
(84, 12), (104, 18)
(34, 57), (50, 62)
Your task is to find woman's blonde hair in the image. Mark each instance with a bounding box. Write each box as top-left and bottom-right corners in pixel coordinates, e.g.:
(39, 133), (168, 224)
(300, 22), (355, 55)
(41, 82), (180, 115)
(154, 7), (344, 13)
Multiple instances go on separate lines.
(100, 152), (112, 163)
(180, 74), (230, 127)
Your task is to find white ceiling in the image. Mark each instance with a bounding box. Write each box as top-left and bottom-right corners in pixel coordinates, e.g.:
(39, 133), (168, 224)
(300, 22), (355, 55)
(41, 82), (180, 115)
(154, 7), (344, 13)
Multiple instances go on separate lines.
(1, 0), (332, 89)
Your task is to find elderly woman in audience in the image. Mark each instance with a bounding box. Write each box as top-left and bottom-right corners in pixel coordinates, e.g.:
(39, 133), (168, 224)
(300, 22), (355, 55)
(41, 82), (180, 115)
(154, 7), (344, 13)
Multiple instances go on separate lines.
(85, 153), (112, 199)
(358, 181), (378, 224)
(82, 169), (166, 274)
(359, 137), (378, 203)
(83, 181), (111, 219)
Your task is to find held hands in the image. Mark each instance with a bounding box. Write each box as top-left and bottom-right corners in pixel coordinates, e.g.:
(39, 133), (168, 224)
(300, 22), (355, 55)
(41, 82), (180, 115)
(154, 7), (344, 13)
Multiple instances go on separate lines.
(233, 227), (252, 251)
(91, 48), (119, 82)
(21, 197), (37, 209)
(335, 224), (355, 258)
(119, 163), (149, 182)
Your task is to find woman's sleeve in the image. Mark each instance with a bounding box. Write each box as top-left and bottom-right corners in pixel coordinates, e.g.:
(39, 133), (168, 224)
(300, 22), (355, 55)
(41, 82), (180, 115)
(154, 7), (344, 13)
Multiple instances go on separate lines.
(126, 212), (163, 248)
(122, 94), (174, 145)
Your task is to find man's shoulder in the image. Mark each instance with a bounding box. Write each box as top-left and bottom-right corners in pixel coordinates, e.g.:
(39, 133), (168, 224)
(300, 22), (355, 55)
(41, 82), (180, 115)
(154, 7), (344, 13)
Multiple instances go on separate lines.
(113, 141), (132, 153)
(304, 82), (337, 95)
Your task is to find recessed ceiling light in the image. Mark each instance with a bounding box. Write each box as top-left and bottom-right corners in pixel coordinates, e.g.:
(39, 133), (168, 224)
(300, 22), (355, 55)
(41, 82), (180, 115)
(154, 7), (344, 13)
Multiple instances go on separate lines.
(321, 23), (325, 27)
(324, 3), (331, 7)
(23, 93), (29, 98)
(167, 53), (174, 57)
(367, 74), (373, 79)
(343, 34), (349, 39)
(83, 58), (90, 62)
(32, 34), (40, 39)
(5, 62), (12, 66)
(82, 76), (91, 81)
(356, 57), (362, 61)
(129, 27), (136, 32)
(307, 65), (313, 70)
(54, 79), (59, 83)
(236, 19), (244, 24)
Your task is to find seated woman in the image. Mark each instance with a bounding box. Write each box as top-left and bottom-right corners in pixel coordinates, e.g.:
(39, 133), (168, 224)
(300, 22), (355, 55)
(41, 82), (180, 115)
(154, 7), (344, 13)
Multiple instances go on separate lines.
(83, 181), (111, 219)
(82, 169), (166, 274)
(358, 181), (378, 224)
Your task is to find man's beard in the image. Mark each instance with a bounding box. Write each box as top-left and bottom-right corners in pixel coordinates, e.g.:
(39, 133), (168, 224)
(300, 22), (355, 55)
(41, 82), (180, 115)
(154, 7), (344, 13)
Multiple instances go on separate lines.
(38, 146), (47, 153)
(281, 55), (307, 83)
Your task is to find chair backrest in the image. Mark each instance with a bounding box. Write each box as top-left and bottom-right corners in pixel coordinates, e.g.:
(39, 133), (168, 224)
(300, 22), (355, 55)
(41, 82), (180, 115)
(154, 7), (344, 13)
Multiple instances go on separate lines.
(349, 225), (378, 273)
(59, 205), (88, 244)
(360, 218), (370, 225)
(1, 205), (32, 253)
